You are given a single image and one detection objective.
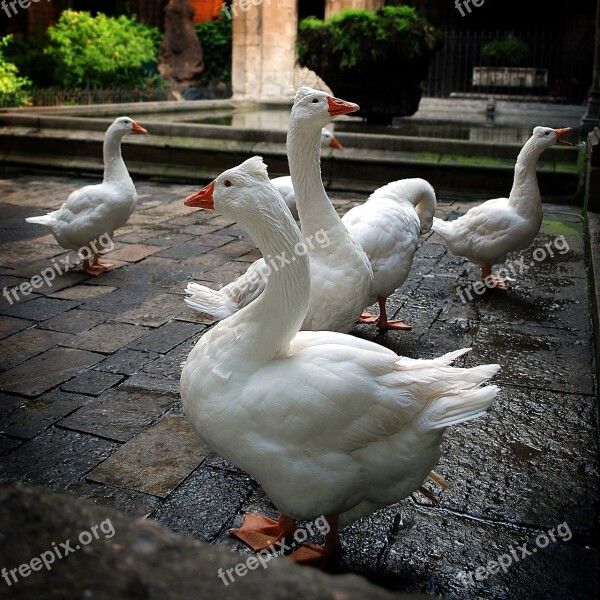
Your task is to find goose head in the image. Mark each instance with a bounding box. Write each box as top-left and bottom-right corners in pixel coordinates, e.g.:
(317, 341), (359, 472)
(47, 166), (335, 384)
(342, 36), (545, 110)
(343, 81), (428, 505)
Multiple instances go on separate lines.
(184, 157), (282, 228)
(292, 87), (359, 130)
(321, 128), (343, 150)
(108, 116), (147, 137)
(531, 126), (572, 148)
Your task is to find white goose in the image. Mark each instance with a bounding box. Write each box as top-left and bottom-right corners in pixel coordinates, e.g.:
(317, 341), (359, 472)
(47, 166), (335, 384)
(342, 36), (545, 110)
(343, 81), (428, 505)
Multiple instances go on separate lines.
(186, 87), (373, 334)
(271, 128), (342, 221)
(25, 116), (147, 275)
(431, 126), (572, 290)
(342, 178), (437, 330)
(181, 156), (500, 567)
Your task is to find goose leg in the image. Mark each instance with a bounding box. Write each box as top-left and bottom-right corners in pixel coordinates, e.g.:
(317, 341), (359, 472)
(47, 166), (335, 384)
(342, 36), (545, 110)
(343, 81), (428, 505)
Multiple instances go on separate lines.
(376, 296), (412, 330)
(92, 253), (114, 270)
(481, 264), (511, 291)
(428, 470), (449, 490)
(288, 515), (341, 570)
(358, 297), (412, 330)
(83, 255), (107, 276)
(229, 513), (297, 552)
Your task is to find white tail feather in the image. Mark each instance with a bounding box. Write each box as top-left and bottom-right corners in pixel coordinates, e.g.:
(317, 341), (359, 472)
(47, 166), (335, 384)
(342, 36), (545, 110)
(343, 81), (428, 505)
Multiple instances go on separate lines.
(184, 282), (238, 320)
(25, 215), (54, 226)
(416, 385), (499, 431)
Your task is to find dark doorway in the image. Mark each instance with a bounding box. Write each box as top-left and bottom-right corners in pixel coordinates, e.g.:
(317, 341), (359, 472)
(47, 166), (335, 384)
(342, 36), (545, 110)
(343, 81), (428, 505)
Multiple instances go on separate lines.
(298, 0), (325, 22)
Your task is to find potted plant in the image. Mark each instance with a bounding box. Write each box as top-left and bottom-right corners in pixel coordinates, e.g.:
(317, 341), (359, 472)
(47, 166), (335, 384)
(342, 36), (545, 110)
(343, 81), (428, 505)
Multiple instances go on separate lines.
(473, 37), (546, 93)
(296, 5), (443, 124)
(480, 37), (529, 67)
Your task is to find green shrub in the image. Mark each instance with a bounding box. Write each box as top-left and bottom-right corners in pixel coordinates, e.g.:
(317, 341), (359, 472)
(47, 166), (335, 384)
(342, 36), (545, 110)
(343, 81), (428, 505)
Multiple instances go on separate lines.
(195, 16), (232, 84)
(296, 6), (443, 121)
(4, 32), (60, 88)
(297, 6), (443, 79)
(45, 10), (163, 89)
(0, 36), (31, 107)
(481, 38), (529, 67)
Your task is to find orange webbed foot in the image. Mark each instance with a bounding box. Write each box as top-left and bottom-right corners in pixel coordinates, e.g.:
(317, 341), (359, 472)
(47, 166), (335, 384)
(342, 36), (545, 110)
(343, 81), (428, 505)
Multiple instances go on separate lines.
(83, 259), (108, 276)
(377, 318), (412, 331)
(229, 513), (296, 553)
(357, 311), (380, 324)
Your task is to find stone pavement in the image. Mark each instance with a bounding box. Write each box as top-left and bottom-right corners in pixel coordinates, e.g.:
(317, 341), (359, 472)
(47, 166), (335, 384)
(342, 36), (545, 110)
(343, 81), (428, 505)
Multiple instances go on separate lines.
(0, 172), (598, 599)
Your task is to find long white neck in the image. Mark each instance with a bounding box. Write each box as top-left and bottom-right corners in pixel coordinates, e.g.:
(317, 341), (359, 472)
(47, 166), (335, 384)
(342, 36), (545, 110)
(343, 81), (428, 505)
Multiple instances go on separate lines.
(220, 201), (310, 363)
(103, 128), (132, 185)
(508, 138), (546, 218)
(287, 119), (349, 240)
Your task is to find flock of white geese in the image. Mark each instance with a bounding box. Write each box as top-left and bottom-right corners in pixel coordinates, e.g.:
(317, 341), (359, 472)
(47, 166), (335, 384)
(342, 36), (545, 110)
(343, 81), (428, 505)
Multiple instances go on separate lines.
(25, 86), (572, 570)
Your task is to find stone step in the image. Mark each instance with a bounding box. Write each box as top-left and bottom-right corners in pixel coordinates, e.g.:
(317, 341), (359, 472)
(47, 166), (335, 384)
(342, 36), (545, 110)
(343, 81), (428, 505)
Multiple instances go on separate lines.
(0, 109), (584, 203)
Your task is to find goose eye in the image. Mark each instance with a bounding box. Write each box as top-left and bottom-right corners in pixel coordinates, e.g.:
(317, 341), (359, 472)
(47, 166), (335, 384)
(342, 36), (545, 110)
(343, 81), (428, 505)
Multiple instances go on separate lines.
(223, 179), (232, 187)
(311, 98), (319, 103)
(545, 131), (550, 135)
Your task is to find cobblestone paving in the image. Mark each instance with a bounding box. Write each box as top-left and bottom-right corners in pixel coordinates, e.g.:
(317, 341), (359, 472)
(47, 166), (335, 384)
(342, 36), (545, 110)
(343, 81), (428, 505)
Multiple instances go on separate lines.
(0, 173), (598, 599)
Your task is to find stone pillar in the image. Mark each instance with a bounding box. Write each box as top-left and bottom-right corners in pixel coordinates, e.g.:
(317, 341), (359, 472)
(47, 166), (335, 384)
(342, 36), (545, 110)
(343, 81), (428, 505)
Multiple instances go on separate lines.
(324, 0), (383, 19)
(232, 0), (297, 100)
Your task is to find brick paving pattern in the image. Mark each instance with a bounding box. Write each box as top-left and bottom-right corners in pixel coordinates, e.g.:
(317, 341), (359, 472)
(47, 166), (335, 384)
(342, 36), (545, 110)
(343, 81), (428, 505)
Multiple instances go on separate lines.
(0, 173), (597, 598)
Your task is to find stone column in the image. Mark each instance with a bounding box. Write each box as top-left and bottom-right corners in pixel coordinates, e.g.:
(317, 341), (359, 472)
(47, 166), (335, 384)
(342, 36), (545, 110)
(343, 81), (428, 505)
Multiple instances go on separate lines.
(232, 0), (297, 100)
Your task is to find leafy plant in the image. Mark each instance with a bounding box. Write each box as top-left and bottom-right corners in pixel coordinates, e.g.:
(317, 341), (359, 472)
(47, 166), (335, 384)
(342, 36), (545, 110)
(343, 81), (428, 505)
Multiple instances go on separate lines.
(481, 38), (529, 67)
(45, 10), (164, 89)
(195, 15), (232, 85)
(297, 6), (442, 77)
(4, 32), (60, 88)
(0, 35), (31, 107)
(296, 6), (443, 121)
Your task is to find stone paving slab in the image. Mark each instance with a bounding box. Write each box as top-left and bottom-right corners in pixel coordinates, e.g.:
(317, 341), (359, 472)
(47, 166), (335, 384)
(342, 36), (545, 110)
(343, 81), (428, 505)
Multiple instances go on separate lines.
(0, 427), (118, 490)
(0, 347), (104, 397)
(59, 386), (177, 443)
(0, 172), (597, 599)
(88, 413), (210, 498)
(0, 389), (93, 439)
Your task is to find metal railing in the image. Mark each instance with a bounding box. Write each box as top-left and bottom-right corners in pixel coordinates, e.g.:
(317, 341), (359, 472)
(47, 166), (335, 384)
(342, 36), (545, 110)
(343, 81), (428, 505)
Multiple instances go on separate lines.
(422, 30), (587, 105)
(27, 83), (232, 107)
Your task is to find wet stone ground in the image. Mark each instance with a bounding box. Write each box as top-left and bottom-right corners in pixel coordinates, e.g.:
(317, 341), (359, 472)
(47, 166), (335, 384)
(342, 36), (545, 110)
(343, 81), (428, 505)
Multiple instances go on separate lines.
(0, 173), (598, 599)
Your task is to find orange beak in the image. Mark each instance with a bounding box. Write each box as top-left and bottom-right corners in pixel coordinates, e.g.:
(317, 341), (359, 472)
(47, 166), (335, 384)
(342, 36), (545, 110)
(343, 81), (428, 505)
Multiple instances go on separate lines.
(131, 121), (147, 135)
(184, 180), (215, 210)
(327, 96), (359, 118)
(329, 136), (343, 150)
(553, 127), (573, 145)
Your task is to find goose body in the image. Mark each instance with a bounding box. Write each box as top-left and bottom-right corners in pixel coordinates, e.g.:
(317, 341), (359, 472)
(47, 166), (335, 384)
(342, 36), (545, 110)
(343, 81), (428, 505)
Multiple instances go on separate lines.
(25, 116), (147, 275)
(431, 126), (571, 289)
(342, 178), (437, 329)
(181, 156), (500, 564)
(186, 88), (373, 334)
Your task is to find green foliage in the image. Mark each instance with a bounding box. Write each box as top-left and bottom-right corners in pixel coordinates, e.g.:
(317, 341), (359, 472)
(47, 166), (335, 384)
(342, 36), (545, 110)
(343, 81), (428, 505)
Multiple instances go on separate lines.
(481, 38), (529, 67)
(45, 10), (163, 89)
(297, 5), (443, 77)
(4, 33), (60, 88)
(195, 15), (232, 84)
(0, 36), (31, 107)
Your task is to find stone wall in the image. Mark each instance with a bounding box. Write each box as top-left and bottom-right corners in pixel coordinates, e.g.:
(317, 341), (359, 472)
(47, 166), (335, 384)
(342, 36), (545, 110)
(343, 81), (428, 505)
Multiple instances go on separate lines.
(232, 0), (384, 100)
(232, 0), (298, 100)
